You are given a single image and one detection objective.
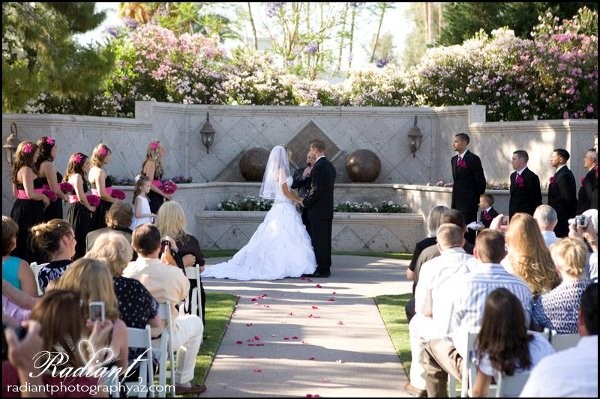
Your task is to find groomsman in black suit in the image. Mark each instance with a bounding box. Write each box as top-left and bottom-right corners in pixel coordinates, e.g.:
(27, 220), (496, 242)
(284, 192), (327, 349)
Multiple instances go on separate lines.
(509, 150), (542, 218)
(450, 133), (486, 244)
(302, 140), (336, 278)
(547, 148), (577, 237)
(292, 152), (315, 229)
(576, 148), (598, 214)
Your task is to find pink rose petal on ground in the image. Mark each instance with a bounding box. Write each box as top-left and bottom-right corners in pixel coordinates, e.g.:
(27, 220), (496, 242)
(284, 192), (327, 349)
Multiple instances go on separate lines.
(308, 314), (313, 318)
(338, 321), (344, 325)
(251, 298), (258, 302)
(308, 357), (315, 360)
(320, 378), (329, 383)
(246, 323), (253, 326)
(301, 340), (306, 344)
(261, 294), (268, 297)
(255, 343), (264, 346)
(254, 335), (261, 340)
(263, 305), (270, 308)
(288, 312), (294, 316)
(332, 291), (336, 295)
(328, 297), (335, 301)
(292, 336), (299, 339)
(315, 284), (322, 288)
(311, 305), (319, 309)
(248, 343), (255, 346)
(254, 368), (262, 372)
(283, 337), (290, 340)
(236, 340), (243, 344)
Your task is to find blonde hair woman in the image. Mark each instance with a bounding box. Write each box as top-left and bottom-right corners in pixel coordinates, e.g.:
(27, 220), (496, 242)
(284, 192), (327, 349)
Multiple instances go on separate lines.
(503, 213), (561, 296)
(155, 201), (206, 324)
(141, 140), (171, 214)
(533, 237), (591, 333)
(54, 257), (129, 369)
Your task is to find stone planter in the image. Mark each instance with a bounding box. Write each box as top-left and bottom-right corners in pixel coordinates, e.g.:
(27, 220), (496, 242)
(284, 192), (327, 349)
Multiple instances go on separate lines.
(196, 211), (424, 252)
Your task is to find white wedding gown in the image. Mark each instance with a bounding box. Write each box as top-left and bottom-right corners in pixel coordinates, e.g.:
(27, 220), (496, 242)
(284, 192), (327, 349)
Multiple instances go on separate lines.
(201, 176), (317, 280)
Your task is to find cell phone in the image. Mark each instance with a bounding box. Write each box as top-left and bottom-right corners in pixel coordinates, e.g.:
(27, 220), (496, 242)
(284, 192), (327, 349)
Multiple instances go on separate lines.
(1, 324), (27, 361)
(576, 215), (589, 228)
(161, 239), (171, 248)
(501, 216), (509, 226)
(89, 301), (105, 323)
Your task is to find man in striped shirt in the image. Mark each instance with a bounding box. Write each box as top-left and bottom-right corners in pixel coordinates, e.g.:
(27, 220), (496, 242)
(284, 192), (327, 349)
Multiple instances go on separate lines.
(421, 229), (534, 397)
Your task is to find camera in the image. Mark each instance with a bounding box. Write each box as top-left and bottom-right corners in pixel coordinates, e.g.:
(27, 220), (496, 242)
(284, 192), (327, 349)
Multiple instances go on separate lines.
(89, 301), (105, 323)
(568, 215), (589, 228)
(161, 239), (171, 248)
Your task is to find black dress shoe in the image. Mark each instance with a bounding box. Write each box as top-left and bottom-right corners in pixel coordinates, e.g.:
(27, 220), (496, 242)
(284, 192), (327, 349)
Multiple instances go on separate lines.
(311, 271), (331, 278)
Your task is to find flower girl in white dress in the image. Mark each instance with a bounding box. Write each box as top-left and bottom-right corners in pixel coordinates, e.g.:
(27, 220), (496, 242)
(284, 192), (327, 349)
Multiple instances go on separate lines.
(130, 175), (156, 230)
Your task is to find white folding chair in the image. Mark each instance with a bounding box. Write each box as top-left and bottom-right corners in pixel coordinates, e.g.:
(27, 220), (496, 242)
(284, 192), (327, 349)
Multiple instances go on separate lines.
(125, 325), (154, 398)
(182, 264), (203, 321)
(495, 369), (531, 397)
(155, 302), (176, 397)
(29, 262), (47, 295)
(548, 329), (581, 352)
(448, 330), (479, 397)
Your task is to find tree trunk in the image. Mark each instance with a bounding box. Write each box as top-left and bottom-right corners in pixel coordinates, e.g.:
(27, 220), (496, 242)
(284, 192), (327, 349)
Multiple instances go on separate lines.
(349, 4), (356, 69)
(247, 2), (258, 51)
(336, 3), (349, 73)
(369, 5), (386, 63)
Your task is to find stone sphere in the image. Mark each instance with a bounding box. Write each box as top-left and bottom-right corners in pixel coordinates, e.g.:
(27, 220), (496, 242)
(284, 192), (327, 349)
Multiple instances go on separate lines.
(346, 149), (381, 182)
(239, 147), (271, 182)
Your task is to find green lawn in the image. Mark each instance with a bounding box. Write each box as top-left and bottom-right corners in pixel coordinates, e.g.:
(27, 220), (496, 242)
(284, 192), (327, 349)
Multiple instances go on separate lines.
(192, 292), (237, 385)
(375, 293), (413, 375)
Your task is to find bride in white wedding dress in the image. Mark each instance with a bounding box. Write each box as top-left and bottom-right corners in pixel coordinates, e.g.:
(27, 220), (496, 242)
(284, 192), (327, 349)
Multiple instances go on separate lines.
(201, 146), (317, 280)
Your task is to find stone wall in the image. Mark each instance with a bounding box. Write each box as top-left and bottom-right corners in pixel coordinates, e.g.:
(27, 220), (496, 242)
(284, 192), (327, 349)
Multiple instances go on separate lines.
(2, 103), (597, 248)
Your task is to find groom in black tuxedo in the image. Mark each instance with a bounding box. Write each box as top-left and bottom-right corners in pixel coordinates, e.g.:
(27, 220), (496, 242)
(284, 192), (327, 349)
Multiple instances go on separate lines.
(302, 140), (336, 278)
(509, 149), (542, 218)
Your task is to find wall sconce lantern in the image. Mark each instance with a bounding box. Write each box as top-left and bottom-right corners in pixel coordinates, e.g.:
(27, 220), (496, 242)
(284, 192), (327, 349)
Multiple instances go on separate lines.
(4, 122), (20, 166)
(200, 112), (215, 154)
(407, 115), (423, 158)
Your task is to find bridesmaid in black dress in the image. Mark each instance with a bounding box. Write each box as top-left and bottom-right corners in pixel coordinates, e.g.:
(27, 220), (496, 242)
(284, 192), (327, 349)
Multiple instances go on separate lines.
(35, 136), (67, 221)
(89, 143), (121, 230)
(141, 140), (172, 214)
(64, 152), (97, 260)
(10, 141), (50, 263)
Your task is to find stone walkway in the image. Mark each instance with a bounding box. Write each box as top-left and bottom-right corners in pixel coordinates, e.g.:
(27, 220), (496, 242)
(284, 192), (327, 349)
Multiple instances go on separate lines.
(201, 255), (414, 397)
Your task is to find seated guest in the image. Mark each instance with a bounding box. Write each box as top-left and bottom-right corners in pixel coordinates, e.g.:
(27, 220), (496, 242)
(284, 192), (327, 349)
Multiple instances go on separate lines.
(533, 205), (559, 247)
(30, 219), (76, 293)
(422, 229), (533, 397)
(123, 223), (206, 395)
(2, 290), (116, 397)
(533, 237), (591, 334)
(54, 258), (129, 370)
(86, 202), (137, 260)
(2, 216), (37, 297)
(502, 213), (561, 297)
(521, 283), (598, 397)
(569, 209), (598, 283)
(472, 288), (554, 397)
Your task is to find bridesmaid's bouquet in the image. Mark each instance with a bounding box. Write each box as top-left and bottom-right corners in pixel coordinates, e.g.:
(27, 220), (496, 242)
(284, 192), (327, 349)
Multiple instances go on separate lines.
(86, 194), (101, 207)
(42, 190), (57, 202)
(59, 182), (74, 194)
(160, 180), (178, 195)
(110, 189), (126, 200)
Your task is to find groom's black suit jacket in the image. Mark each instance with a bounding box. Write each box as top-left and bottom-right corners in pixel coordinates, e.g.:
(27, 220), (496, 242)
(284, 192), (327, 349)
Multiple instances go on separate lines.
(547, 165), (577, 237)
(451, 150), (486, 224)
(303, 157), (336, 220)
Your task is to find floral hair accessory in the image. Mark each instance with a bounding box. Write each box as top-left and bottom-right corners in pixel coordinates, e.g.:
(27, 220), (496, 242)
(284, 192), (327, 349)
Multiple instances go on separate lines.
(23, 143), (34, 154)
(98, 145), (108, 157)
(134, 174), (143, 183)
(72, 153), (84, 165)
(45, 136), (55, 146)
(149, 141), (160, 151)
